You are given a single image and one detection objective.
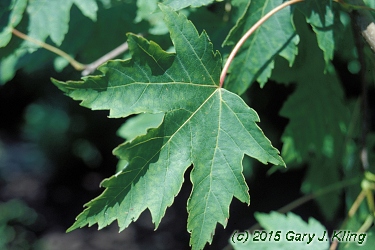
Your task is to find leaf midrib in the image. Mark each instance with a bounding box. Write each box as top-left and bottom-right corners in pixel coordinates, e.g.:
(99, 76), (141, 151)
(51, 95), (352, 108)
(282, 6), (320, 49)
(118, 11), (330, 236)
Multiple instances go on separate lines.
(104, 89), (220, 221)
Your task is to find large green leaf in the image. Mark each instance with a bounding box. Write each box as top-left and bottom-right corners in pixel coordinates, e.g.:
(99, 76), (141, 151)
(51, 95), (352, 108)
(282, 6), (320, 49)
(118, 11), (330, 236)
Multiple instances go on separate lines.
(223, 0), (299, 94)
(53, 5), (284, 250)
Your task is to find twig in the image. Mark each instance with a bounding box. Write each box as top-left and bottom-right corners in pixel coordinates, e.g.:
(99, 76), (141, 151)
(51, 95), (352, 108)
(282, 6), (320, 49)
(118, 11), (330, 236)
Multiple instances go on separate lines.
(81, 41), (130, 76)
(351, 0), (375, 52)
(11, 28), (132, 75)
(330, 193), (374, 249)
(329, 240), (339, 250)
(11, 28), (86, 71)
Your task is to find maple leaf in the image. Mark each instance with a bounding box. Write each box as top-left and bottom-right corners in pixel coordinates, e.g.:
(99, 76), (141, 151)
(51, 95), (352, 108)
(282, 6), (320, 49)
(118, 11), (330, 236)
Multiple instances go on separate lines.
(223, 0), (299, 94)
(52, 4), (284, 250)
(26, 0), (98, 46)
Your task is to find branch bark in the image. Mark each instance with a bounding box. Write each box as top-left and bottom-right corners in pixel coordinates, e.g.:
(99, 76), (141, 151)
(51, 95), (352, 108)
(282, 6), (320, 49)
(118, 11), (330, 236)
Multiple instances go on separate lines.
(81, 41), (129, 76)
(351, 0), (375, 52)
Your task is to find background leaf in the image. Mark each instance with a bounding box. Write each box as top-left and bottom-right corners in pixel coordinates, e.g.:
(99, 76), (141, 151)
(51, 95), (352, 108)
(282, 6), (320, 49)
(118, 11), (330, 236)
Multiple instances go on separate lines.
(115, 113), (164, 172)
(0, 1), (140, 84)
(231, 211), (329, 250)
(272, 12), (350, 220)
(163, 0), (217, 10)
(26, 0), (98, 47)
(135, 0), (169, 35)
(223, 0), (299, 94)
(0, 0), (27, 48)
(116, 113), (165, 142)
(297, 0), (344, 65)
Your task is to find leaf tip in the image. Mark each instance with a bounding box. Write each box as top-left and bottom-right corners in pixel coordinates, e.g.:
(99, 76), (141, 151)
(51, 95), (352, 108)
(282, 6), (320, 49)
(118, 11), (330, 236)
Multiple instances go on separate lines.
(157, 2), (169, 12)
(66, 223), (79, 233)
(51, 77), (69, 92)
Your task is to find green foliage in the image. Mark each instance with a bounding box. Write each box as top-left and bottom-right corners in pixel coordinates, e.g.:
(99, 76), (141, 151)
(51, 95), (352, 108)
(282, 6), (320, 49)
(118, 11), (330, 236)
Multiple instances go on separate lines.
(116, 113), (165, 142)
(297, 0), (344, 65)
(26, 0), (98, 47)
(224, 0), (299, 93)
(231, 211), (329, 249)
(163, 0), (217, 10)
(1, 0), (375, 249)
(0, 199), (39, 249)
(272, 12), (350, 220)
(0, 0), (27, 47)
(53, 6), (284, 249)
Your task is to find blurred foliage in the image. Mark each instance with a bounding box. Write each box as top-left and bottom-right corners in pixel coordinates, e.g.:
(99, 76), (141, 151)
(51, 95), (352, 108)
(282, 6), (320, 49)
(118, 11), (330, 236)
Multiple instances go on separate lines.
(0, 199), (39, 250)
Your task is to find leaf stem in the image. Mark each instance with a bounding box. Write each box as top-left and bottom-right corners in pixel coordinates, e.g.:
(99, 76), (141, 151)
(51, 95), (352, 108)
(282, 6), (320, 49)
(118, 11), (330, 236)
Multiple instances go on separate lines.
(11, 28), (86, 71)
(219, 0), (304, 88)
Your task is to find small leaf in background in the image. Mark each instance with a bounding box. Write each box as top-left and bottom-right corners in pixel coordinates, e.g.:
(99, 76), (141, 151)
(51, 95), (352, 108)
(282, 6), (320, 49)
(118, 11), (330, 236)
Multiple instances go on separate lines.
(231, 212), (329, 250)
(72, 0), (98, 21)
(163, 0), (216, 10)
(26, 0), (98, 47)
(298, 0), (345, 65)
(0, 0), (27, 48)
(115, 113), (164, 172)
(135, 0), (168, 35)
(0, 50), (25, 84)
(223, 0), (299, 94)
(229, 0), (251, 26)
(53, 4), (284, 250)
(363, 0), (375, 8)
(116, 113), (165, 142)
